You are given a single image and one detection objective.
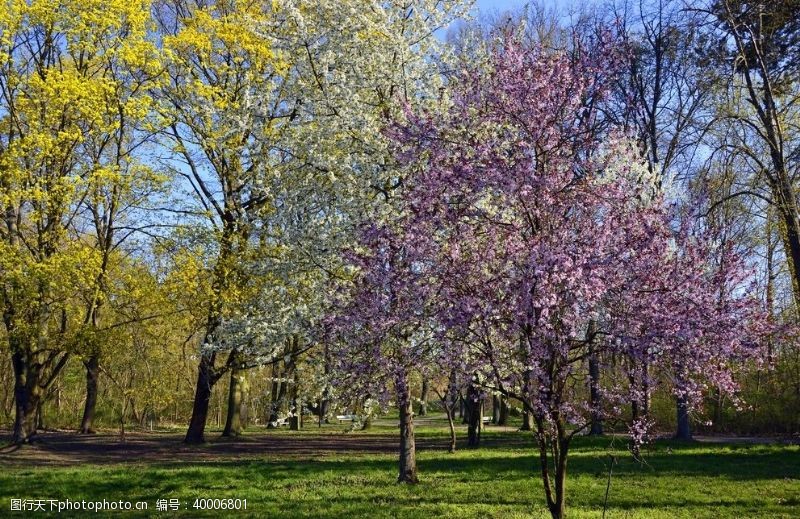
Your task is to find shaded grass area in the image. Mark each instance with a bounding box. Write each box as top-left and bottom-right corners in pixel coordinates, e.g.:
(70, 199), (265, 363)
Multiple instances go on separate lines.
(0, 425), (798, 518)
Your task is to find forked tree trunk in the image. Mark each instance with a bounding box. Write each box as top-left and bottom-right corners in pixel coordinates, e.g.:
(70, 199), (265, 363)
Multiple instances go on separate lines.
(397, 373), (418, 484)
(12, 351), (43, 444)
(9, 326), (70, 444)
(79, 355), (100, 434)
(222, 365), (243, 437)
(533, 415), (570, 519)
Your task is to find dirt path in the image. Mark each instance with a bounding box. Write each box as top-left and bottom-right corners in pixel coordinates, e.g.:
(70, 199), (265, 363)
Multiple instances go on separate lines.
(1, 426), (792, 469)
(0, 430), (454, 468)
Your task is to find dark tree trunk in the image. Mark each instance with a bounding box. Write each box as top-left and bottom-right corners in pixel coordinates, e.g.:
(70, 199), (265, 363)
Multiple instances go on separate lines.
(289, 379), (301, 431)
(520, 408), (534, 431)
(675, 394), (692, 440)
(418, 378), (429, 416)
(397, 375), (418, 484)
(267, 362), (284, 428)
(79, 355), (100, 434)
(9, 330), (69, 444)
(774, 172), (800, 316)
(12, 350), (42, 444)
(629, 357), (651, 421)
(37, 400), (45, 430)
(286, 337), (301, 431)
(587, 320), (603, 436)
(642, 360), (652, 416)
(186, 224), (238, 443)
(319, 343), (331, 425)
(466, 383), (481, 448)
(289, 401), (302, 430)
(498, 396), (509, 426)
(492, 395), (500, 424)
(318, 396), (329, 426)
(222, 364), (243, 437)
(185, 352), (216, 444)
(712, 389), (723, 432)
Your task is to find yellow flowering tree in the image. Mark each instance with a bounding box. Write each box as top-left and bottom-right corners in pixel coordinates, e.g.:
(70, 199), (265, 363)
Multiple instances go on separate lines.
(0, 0), (160, 443)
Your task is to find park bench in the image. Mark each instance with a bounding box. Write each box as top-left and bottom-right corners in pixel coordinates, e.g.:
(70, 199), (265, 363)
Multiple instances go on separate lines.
(336, 414), (358, 423)
(269, 417), (289, 428)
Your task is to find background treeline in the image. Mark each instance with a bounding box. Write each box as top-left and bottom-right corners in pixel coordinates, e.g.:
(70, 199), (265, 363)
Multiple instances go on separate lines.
(1, 0), (799, 444)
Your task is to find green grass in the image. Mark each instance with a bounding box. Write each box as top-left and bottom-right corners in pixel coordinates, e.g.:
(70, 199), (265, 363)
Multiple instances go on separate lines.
(0, 424), (798, 518)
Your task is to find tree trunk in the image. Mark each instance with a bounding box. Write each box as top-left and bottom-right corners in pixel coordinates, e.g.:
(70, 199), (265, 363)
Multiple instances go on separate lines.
(267, 362), (284, 428)
(287, 346), (301, 431)
(492, 395), (500, 424)
(587, 320), (603, 436)
(418, 378), (429, 416)
(289, 388), (301, 430)
(79, 355), (100, 434)
(443, 368), (458, 453)
(712, 389), (723, 432)
(775, 177), (800, 318)
(642, 360), (651, 416)
(318, 396), (329, 426)
(675, 394), (691, 440)
(12, 350), (42, 444)
(397, 374), (418, 484)
(534, 415), (570, 519)
(360, 412), (373, 430)
(498, 396), (509, 426)
(445, 406), (456, 453)
(185, 352), (216, 444)
(520, 408), (534, 431)
(466, 383), (481, 448)
(319, 343), (331, 425)
(186, 223), (237, 443)
(551, 443), (568, 519)
(35, 399), (45, 431)
(222, 364), (243, 437)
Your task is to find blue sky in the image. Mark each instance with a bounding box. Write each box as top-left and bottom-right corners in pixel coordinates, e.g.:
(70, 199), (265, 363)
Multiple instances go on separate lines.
(474, 0), (528, 13)
(440, 0), (584, 37)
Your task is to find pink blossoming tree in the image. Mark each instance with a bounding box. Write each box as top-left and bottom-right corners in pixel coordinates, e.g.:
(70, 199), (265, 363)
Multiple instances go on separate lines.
(328, 30), (771, 518)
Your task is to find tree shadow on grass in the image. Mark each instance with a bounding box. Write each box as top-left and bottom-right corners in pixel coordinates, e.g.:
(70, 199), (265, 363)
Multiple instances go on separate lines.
(1, 446), (798, 518)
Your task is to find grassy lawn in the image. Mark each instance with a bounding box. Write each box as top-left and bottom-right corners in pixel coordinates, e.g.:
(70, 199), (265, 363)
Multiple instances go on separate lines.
(0, 421), (798, 518)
